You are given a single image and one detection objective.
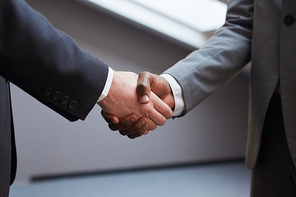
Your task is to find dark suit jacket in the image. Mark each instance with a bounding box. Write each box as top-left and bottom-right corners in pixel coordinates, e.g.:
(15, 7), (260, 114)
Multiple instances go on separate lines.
(0, 1), (109, 195)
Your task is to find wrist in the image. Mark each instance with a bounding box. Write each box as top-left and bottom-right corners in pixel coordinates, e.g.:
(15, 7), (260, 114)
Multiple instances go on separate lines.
(97, 67), (113, 103)
(160, 74), (184, 116)
(97, 70), (118, 108)
(98, 71), (139, 118)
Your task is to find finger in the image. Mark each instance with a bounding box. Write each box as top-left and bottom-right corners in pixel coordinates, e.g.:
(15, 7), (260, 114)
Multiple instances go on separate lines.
(137, 71), (153, 104)
(142, 99), (172, 126)
(119, 117), (148, 135)
(101, 110), (119, 124)
(127, 126), (149, 139)
(151, 92), (173, 119)
(108, 114), (138, 131)
(143, 130), (150, 135)
(146, 119), (157, 131)
(145, 93), (172, 126)
(146, 106), (167, 126)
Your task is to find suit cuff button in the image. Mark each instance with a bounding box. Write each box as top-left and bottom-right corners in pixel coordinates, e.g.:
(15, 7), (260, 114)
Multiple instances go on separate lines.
(60, 96), (70, 106)
(52, 91), (62, 101)
(69, 100), (78, 110)
(43, 87), (53, 96)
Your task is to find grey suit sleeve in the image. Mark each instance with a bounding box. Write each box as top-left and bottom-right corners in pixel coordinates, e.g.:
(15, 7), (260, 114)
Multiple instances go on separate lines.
(164, 0), (254, 116)
(0, 0), (109, 121)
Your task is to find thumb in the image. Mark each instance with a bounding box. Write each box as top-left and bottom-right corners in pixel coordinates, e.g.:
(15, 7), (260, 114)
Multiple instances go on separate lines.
(137, 71), (153, 104)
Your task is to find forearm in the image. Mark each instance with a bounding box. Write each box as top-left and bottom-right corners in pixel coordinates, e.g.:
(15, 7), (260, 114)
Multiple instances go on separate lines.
(164, 0), (254, 115)
(0, 0), (108, 121)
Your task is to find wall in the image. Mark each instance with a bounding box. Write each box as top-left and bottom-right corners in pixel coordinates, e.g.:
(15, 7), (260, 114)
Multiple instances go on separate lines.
(11, 0), (249, 183)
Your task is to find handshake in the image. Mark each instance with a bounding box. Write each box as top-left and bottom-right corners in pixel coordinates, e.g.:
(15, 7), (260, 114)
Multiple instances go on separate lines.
(98, 70), (175, 139)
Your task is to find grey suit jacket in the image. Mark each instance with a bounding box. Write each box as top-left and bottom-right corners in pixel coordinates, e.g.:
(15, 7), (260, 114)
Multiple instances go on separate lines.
(0, 0), (109, 196)
(165, 0), (296, 169)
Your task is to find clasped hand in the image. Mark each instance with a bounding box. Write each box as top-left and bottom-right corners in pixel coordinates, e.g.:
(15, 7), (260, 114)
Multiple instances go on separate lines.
(98, 71), (174, 139)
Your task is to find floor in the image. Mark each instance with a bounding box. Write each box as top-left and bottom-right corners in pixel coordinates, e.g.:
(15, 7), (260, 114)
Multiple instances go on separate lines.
(10, 161), (251, 197)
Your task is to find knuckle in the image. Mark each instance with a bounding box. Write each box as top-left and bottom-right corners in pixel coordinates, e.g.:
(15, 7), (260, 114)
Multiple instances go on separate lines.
(149, 124), (157, 131)
(137, 83), (146, 90)
(119, 130), (128, 136)
(128, 135), (137, 139)
(121, 120), (131, 129)
(144, 106), (152, 114)
(166, 110), (174, 119)
(158, 118), (166, 126)
(137, 84), (151, 95)
(109, 124), (118, 131)
(139, 71), (150, 77)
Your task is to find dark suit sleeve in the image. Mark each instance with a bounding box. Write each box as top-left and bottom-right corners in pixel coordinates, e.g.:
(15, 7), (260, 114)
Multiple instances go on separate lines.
(0, 0), (109, 121)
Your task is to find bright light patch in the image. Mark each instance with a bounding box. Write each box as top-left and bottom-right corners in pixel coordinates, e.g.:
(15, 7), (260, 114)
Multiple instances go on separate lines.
(86, 0), (227, 48)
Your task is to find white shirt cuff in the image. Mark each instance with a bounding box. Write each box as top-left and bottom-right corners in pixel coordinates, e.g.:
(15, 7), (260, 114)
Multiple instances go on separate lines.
(98, 67), (113, 102)
(161, 74), (185, 117)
